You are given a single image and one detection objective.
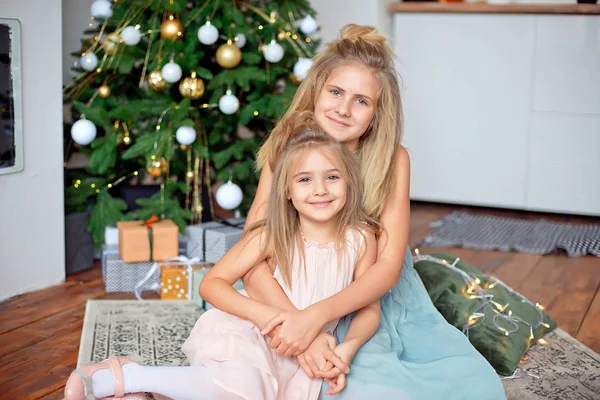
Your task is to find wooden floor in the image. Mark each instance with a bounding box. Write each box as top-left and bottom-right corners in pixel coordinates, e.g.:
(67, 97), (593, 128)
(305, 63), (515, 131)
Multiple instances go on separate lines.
(1, 202), (599, 399)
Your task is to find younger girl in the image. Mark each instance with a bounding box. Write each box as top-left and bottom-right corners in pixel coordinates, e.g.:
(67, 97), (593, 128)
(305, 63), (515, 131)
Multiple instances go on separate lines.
(64, 130), (383, 400)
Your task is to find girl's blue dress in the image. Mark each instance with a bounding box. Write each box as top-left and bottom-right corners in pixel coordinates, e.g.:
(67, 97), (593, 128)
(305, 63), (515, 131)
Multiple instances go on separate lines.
(320, 248), (507, 400)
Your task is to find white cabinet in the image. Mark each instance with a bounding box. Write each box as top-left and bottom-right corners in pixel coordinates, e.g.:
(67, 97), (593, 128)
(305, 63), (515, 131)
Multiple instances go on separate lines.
(533, 16), (600, 115)
(393, 13), (600, 216)
(526, 113), (600, 215)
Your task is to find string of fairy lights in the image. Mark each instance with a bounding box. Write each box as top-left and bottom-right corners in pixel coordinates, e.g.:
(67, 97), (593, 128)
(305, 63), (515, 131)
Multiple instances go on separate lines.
(413, 250), (551, 348)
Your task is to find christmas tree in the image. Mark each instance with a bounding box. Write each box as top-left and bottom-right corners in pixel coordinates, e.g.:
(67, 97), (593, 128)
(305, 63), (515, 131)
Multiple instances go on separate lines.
(64, 0), (319, 245)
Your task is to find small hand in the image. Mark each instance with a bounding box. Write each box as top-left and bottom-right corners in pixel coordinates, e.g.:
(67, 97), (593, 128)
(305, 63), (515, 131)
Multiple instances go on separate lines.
(297, 332), (350, 379)
(261, 309), (323, 356)
(315, 341), (357, 380)
(322, 361), (347, 395)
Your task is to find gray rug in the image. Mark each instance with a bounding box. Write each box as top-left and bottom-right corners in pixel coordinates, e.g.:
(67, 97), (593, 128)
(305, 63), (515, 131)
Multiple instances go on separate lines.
(422, 211), (600, 257)
(79, 300), (600, 400)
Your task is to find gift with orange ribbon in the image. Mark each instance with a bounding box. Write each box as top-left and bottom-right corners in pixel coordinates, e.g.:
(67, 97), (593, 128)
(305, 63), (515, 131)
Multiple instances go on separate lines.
(117, 216), (179, 263)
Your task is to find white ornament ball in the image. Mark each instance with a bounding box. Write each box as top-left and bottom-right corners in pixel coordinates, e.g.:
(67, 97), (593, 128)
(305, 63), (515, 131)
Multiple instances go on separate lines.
(197, 22), (219, 45)
(121, 26), (141, 46)
(90, 0), (112, 19)
(299, 15), (318, 35)
(293, 58), (313, 80)
(263, 41), (284, 63)
(161, 61), (182, 83)
(219, 90), (240, 115)
(234, 33), (246, 49)
(216, 180), (243, 210)
(80, 53), (99, 71)
(175, 126), (197, 145)
(71, 119), (97, 145)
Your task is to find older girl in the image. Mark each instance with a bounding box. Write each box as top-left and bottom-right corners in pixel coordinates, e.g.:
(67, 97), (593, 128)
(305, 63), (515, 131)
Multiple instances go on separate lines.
(243, 24), (507, 400)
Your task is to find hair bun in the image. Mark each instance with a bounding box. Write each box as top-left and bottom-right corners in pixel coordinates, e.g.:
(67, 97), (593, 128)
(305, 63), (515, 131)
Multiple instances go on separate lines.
(339, 24), (387, 47)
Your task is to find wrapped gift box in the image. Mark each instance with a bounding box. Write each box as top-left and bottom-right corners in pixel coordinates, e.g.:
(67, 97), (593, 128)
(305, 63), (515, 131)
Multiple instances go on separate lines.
(186, 218), (245, 263)
(118, 219), (178, 262)
(103, 252), (159, 293)
(104, 226), (119, 246)
(160, 259), (213, 300)
(191, 267), (244, 310)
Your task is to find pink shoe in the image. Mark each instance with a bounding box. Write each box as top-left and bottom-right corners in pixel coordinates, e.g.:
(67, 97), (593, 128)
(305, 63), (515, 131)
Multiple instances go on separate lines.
(64, 355), (147, 400)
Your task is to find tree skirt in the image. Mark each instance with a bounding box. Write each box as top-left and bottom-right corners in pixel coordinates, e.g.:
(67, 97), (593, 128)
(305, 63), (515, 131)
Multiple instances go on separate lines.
(422, 211), (600, 257)
(78, 300), (600, 400)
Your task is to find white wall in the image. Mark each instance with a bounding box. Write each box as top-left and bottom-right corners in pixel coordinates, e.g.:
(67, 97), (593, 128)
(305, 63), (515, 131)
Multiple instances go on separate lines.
(312, 0), (395, 44)
(0, 0), (65, 300)
(62, 0), (92, 85)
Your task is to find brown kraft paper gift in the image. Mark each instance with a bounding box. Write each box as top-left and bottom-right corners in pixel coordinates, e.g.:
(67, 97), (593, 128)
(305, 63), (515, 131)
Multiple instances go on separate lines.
(117, 219), (178, 262)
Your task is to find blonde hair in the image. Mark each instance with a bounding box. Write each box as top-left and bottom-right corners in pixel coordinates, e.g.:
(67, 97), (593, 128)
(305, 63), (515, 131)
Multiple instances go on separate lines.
(248, 129), (379, 288)
(257, 24), (403, 218)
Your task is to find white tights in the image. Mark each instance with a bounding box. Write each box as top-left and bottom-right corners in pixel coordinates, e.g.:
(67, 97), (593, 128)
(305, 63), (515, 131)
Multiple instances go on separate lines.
(92, 363), (243, 400)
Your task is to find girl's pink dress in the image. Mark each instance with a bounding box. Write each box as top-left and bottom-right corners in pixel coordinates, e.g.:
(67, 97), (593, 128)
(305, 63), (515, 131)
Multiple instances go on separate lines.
(181, 230), (363, 400)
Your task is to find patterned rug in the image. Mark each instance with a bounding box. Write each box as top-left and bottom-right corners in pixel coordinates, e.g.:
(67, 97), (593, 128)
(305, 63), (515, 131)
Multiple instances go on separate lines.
(422, 211), (600, 257)
(78, 300), (600, 399)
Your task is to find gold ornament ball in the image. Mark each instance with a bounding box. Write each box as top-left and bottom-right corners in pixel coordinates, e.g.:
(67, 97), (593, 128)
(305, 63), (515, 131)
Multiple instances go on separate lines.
(159, 157), (169, 174)
(180, 144), (189, 151)
(179, 71), (205, 99)
(148, 70), (167, 92)
(160, 17), (184, 40)
(186, 171), (194, 179)
(148, 167), (162, 177)
(216, 43), (242, 69)
(103, 32), (121, 55)
(277, 31), (286, 41)
(98, 84), (111, 98)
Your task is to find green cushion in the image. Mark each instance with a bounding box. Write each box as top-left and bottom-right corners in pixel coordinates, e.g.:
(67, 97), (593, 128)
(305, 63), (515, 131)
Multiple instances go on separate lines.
(414, 252), (556, 376)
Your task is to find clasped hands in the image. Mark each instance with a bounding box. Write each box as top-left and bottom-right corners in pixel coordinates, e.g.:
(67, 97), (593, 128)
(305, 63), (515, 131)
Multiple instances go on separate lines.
(261, 309), (353, 395)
